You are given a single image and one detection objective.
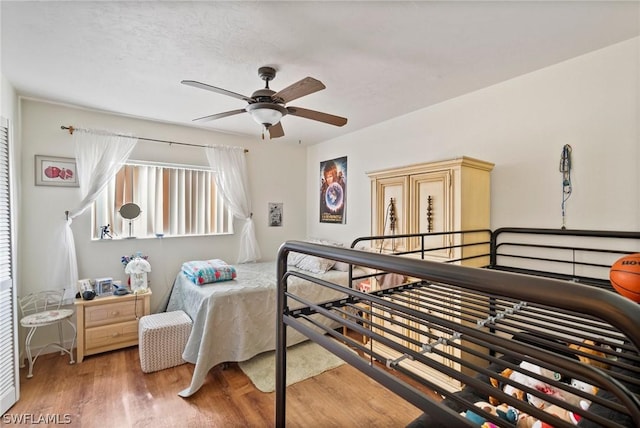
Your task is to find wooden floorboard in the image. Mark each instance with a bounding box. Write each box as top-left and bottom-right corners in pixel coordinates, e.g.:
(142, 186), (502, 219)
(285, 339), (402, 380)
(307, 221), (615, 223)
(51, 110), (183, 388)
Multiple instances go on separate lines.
(7, 345), (437, 427)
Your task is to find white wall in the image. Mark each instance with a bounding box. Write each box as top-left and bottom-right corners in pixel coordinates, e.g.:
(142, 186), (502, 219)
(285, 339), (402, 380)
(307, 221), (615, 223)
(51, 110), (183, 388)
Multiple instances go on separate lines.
(19, 100), (307, 311)
(1, 75), (18, 122)
(307, 37), (640, 245)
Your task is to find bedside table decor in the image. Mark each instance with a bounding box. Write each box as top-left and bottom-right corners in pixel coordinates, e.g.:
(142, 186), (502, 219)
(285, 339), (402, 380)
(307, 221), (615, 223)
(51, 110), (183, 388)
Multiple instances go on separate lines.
(120, 252), (149, 267)
(95, 277), (113, 296)
(124, 252), (151, 294)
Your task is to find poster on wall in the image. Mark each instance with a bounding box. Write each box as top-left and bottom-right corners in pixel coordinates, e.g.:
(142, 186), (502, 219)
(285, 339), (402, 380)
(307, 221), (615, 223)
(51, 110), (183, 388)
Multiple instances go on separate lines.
(268, 202), (283, 227)
(320, 156), (347, 224)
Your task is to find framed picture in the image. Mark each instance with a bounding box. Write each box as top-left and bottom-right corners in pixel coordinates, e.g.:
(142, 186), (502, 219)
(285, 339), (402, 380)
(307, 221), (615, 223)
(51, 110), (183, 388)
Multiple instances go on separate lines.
(34, 155), (79, 187)
(268, 202), (283, 227)
(95, 277), (113, 296)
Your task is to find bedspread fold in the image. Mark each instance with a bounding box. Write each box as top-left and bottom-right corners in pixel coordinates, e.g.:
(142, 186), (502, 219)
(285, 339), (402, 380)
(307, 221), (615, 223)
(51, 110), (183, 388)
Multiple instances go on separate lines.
(181, 259), (237, 285)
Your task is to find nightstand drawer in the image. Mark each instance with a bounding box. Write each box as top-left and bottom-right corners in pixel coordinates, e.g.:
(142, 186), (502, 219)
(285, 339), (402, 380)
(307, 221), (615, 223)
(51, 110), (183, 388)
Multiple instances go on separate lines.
(85, 320), (139, 352)
(85, 300), (138, 328)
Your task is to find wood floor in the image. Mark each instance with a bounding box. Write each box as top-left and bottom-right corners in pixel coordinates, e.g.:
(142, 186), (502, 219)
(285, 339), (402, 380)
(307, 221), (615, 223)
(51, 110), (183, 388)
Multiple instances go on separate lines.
(8, 345), (435, 427)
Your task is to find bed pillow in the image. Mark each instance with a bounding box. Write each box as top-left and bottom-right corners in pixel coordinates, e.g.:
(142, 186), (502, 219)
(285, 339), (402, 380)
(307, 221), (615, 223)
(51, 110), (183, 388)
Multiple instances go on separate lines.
(286, 238), (314, 266)
(287, 251), (307, 266)
(287, 238), (349, 273)
(313, 238), (352, 271)
(181, 259), (237, 285)
(332, 261), (350, 272)
(307, 238), (353, 271)
(293, 254), (336, 274)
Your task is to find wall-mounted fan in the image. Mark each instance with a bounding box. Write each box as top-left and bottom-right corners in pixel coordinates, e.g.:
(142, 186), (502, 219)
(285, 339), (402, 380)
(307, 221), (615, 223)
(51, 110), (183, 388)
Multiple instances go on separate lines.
(182, 66), (347, 139)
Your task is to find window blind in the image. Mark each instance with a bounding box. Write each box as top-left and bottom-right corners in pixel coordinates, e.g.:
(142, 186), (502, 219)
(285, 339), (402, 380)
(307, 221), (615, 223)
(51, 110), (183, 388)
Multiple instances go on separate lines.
(0, 117), (18, 414)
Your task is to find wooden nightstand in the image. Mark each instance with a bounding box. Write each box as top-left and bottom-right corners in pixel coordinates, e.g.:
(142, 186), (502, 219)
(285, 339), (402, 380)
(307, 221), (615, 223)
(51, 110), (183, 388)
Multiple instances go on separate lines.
(74, 291), (152, 362)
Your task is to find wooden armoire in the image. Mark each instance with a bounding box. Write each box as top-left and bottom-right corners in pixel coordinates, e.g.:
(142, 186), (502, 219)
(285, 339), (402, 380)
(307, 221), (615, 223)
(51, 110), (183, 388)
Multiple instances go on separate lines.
(368, 156), (494, 265)
(366, 156), (494, 391)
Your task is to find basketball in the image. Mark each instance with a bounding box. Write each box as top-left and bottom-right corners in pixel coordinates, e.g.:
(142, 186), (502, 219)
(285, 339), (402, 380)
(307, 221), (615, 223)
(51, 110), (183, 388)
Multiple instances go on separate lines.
(609, 254), (640, 303)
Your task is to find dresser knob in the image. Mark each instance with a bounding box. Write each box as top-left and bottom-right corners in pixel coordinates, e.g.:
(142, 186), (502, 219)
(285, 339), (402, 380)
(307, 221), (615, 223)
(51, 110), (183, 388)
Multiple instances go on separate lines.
(112, 332), (120, 337)
(110, 311), (119, 316)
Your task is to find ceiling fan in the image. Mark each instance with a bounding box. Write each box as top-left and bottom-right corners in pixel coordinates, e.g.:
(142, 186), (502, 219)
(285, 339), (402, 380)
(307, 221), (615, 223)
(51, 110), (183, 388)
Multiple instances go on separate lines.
(182, 66), (348, 139)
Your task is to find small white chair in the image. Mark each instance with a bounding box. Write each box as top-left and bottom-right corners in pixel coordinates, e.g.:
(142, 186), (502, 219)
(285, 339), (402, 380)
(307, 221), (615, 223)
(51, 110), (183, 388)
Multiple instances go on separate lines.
(18, 289), (76, 378)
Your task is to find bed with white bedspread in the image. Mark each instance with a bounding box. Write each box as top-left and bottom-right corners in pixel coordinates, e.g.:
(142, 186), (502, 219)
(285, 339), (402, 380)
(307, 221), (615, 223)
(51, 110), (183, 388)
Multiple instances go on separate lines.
(166, 261), (358, 397)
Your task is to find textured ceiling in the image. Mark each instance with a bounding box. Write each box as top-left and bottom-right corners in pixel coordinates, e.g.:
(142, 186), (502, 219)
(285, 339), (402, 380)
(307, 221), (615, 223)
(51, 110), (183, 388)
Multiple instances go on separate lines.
(2, 1), (639, 145)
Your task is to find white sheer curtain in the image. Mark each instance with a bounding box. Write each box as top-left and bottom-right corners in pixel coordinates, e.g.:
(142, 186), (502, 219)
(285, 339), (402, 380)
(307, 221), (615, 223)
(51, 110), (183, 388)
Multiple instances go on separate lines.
(53, 130), (137, 300)
(206, 145), (261, 263)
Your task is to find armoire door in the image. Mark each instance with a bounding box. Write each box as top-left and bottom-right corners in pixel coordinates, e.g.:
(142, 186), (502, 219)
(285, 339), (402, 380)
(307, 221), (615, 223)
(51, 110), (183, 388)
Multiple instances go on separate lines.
(409, 170), (452, 259)
(371, 175), (408, 252)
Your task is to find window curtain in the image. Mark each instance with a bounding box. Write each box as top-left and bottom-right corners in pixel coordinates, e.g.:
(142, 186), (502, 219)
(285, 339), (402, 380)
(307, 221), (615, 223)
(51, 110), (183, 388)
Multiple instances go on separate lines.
(52, 130), (137, 300)
(205, 145), (261, 263)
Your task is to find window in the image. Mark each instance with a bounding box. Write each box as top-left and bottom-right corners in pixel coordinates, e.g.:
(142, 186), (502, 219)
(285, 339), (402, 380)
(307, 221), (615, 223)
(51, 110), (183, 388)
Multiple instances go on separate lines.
(92, 161), (233, 239)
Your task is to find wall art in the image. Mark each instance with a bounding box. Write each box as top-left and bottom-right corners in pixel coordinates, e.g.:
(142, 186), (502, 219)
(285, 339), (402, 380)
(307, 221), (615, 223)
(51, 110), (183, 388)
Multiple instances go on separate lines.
(268, 202), (283, 227)
(34, 155), (78, 187)
(320, 156), (347, 224)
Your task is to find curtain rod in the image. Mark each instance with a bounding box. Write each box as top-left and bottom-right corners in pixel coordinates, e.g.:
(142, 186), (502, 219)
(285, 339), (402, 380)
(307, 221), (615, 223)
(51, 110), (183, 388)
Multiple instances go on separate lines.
(60, 125), (248, 153)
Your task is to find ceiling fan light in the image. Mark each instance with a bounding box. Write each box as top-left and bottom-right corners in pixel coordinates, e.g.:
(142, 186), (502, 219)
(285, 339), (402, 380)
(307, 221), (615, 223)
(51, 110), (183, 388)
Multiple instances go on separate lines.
(246, 103), (287, 127)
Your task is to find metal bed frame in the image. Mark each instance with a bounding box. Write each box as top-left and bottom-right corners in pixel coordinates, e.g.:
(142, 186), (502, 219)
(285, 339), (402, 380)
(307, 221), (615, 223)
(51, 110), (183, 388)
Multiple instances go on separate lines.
(275, 228), (640, 427)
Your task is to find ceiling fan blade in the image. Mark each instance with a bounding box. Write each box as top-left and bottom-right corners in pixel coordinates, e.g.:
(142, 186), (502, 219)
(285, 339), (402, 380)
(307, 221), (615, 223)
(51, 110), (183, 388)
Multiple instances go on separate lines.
(268, 122), (285, 139)
(272, 77), (326, 104)
(286, 106), (348, 127)
(192, 109), (247, 123)
(181, 80), (254, 103)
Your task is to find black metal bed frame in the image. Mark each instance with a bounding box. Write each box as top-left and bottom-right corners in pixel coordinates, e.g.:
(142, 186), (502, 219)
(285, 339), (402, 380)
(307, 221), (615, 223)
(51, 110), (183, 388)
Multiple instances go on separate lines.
(489, 228), (640, 288)
(275, 228), (640, 427)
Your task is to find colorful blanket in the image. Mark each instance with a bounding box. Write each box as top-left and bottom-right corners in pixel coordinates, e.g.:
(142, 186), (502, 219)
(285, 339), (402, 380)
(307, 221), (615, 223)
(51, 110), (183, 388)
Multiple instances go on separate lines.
(181, 259), (237, 285)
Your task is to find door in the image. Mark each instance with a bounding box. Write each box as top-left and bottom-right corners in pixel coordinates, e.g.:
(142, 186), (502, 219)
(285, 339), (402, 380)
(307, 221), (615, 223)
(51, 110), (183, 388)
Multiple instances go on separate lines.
(0, 117), (18, 414)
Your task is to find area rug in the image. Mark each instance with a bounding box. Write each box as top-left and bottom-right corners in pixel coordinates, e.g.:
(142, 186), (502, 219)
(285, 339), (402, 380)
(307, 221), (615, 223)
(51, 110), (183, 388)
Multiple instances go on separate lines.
(238, 340), (346, 393)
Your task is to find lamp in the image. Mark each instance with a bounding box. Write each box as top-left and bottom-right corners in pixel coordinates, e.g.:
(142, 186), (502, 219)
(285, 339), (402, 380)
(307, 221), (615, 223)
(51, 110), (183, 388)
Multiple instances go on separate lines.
(125, 253), (151, 294)
(246, 103), (287, 127)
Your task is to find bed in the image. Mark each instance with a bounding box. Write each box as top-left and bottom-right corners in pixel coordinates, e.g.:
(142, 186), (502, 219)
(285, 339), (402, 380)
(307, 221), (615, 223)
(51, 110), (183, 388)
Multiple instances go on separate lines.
(274, 228), (640, 427)
(165, 260), (360, 397)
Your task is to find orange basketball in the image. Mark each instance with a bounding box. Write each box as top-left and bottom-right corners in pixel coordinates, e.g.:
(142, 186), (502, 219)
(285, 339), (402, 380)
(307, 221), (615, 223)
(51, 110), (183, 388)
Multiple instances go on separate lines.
(609, 254), (640, 303)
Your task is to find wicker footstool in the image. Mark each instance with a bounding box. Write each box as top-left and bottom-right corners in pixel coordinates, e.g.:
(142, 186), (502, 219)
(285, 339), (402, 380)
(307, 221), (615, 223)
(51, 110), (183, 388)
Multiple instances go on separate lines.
(138, 310), (192, 373)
